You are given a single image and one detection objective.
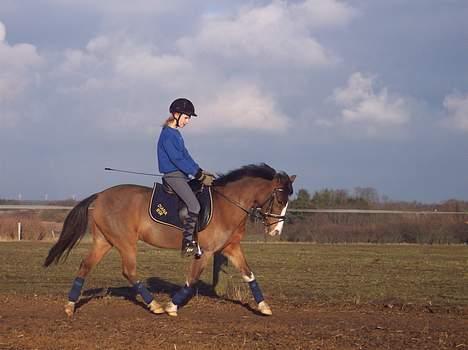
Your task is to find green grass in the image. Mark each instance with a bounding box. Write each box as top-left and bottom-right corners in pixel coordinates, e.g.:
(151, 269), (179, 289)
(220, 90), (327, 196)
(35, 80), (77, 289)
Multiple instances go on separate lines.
(0, 242), (467, 306)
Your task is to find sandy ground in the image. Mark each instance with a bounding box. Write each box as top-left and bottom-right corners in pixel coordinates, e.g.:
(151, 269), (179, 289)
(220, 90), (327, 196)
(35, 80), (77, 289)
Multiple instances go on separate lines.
(1, 294), (467, 350)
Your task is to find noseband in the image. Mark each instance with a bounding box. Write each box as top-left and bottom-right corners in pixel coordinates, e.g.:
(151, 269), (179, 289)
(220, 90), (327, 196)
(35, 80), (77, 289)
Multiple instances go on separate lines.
(212, 187), (287, 227)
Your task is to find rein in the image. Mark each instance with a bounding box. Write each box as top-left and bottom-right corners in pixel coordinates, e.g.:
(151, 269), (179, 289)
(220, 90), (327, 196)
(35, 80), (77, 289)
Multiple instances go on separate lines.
(212, 187), (287, 227)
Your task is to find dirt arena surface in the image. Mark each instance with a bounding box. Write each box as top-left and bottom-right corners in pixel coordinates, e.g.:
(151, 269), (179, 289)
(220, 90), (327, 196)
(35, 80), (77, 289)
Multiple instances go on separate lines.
(1, 242), (467, 349)
(1, 294), (467, 350)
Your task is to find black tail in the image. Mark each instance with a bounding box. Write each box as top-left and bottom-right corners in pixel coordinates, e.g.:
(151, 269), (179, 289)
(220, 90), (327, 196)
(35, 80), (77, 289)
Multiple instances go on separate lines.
(44, 194), (98, 267)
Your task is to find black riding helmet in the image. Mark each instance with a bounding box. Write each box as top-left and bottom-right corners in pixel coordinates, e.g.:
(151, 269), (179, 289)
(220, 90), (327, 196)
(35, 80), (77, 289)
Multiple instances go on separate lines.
(169, 98), (197, 117)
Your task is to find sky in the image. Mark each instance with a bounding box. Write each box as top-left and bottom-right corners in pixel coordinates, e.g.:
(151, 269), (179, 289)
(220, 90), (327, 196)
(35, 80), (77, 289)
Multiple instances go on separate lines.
(0, 0), (467, 202)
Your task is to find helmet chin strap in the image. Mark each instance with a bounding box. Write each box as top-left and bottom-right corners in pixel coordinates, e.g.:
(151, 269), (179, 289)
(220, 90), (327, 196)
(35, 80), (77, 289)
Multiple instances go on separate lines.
(173, 113), (181, 128)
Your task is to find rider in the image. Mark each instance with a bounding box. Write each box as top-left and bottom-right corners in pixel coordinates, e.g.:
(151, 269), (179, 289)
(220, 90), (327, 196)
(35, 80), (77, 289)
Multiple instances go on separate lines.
(157, 98), (215, 257)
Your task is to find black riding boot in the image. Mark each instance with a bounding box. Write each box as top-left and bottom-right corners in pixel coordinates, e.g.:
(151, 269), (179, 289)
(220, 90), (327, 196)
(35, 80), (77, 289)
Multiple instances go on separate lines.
(182, 212), (202, 257)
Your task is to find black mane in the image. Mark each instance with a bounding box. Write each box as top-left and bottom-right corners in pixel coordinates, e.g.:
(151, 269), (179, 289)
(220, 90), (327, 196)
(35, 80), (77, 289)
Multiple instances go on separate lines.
(213, 163), (277, 186)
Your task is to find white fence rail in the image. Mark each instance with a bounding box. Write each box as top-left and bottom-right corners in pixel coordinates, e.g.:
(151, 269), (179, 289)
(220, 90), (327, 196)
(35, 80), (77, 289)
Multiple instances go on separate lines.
(0, 205), (75, 210)
(1, 205), (467, 215)
(287, 209), (468, 215)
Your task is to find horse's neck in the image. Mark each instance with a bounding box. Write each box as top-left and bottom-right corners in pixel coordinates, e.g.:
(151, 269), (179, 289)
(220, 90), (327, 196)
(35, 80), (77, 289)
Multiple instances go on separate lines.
(211, 178), (272, 246)
(221, 177), (272, 208)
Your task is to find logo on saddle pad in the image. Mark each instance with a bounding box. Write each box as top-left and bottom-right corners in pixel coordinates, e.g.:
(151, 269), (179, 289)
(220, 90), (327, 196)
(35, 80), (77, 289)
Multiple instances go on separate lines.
(149, 181), (213, 231)
(155, 203), (168, 216)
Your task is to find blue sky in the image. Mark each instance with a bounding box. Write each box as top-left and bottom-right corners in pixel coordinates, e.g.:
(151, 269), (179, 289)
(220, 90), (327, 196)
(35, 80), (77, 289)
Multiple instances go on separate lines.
(1, 0), (467, 202)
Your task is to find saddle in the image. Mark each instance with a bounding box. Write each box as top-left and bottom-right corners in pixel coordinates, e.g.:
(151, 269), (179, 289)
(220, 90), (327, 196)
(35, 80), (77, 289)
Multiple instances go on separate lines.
(149, 179), (213, 231)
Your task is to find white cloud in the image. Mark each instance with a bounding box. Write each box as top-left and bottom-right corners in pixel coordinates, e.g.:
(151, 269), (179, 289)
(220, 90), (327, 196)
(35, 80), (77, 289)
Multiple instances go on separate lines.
(58, 33), (193, 85)
(0, 21), (5, 41)
(115, 52), (192, 81)
(51, 28), (292, 135)
(332, 72), (410, 134)
(314, 118), (334, 127)
(0, 21), (43, 126)
(290, 0), (357, 29)
(51, 34), (182, 134)
(45, 0), (182, 14)
(194, 81), (290, 133)
(177, 0), (356, 67)
(1, 1), (355, 135)
(443, 92), (468, 132)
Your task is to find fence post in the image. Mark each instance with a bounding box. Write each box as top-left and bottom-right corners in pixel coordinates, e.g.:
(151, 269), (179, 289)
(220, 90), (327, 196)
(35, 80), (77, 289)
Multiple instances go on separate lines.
(17, 222), (22, 241)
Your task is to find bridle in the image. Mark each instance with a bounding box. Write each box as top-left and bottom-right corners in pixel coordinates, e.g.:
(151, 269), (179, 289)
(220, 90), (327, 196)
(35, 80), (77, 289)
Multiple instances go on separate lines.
(212, 187), (288, 227)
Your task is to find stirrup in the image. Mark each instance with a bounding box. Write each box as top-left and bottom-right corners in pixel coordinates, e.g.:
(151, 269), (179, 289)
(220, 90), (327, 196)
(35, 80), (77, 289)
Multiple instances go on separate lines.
(181, 239), (197, 257)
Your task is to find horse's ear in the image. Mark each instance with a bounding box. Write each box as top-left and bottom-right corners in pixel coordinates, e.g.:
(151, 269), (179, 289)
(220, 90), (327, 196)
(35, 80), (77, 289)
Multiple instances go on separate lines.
(289, 175), (297, 183)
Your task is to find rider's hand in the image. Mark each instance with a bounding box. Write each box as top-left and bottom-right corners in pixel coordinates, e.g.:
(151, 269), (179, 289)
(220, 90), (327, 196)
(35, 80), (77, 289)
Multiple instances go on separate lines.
(201, 171), (215, 186)
(196, 169), (215, 186)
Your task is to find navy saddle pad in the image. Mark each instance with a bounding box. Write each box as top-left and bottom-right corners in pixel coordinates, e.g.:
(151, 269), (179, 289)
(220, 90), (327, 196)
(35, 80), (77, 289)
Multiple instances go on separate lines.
(149, 180), (213, 231)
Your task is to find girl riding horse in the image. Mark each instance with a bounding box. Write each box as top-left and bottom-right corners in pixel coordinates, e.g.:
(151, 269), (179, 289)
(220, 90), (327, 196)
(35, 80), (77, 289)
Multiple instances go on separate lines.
(157, 98), (215, 257)
(44, 162), (295, 317)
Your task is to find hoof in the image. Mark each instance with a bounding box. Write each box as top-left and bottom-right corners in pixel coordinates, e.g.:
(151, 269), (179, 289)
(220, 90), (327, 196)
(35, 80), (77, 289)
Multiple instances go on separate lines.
(64, 301), (75, 317)
(165, 301), (178, 317)
(148, 300), (164, 314)
(258, 301), (272, 316)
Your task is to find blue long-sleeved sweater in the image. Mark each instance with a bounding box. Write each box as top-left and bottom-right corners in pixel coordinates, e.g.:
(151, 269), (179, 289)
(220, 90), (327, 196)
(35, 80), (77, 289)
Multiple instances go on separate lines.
(157, 126), (200, 176)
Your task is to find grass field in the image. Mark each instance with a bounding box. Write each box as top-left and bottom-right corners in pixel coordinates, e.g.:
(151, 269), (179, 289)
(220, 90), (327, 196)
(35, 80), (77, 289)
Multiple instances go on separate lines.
(1, 241), (467, 307)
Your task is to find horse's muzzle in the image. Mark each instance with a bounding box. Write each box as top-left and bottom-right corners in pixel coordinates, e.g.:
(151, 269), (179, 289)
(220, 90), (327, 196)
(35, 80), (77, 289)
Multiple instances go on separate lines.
(267, 228), (281, 236)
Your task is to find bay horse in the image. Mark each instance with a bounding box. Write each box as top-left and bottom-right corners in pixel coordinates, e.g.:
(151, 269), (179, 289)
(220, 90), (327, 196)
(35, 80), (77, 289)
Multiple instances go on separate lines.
(44, 163), (295, 317)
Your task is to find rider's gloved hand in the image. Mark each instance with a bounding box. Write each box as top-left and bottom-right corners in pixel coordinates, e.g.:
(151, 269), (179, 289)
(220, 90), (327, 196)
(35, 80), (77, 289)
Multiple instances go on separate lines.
(195, 169), (215, 186)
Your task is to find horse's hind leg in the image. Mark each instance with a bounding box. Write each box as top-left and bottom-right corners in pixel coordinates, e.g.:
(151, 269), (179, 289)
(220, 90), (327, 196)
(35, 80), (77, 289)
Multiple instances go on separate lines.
(164, 252), (213, 317)
(118, 243), (164, 315)
(222, 243), (272, 316)
(65, 224), (112, 317)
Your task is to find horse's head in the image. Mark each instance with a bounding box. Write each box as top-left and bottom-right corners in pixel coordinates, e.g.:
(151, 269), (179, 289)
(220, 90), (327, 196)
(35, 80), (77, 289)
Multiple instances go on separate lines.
(255, 171), (296, 236)
(213, 163), (296, 237)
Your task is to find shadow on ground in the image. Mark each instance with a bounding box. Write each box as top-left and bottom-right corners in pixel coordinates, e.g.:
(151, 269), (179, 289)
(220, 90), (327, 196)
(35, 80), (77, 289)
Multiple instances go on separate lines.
(76, 278), (221, 312)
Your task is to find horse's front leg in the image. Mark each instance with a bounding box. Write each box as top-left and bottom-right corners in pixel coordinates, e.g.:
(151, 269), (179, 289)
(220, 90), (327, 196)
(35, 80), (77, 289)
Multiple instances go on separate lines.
(222, 243), (272, 316)
(165, 252), (213, 317)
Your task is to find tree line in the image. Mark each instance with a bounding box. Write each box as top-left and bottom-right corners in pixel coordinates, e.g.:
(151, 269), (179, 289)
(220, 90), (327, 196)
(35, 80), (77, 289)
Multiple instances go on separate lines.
(281, 188), (468, 244)
(291, 187), (468, 212)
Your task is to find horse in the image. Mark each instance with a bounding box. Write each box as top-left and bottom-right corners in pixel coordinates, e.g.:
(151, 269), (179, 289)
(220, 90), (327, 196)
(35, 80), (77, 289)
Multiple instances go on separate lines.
(44, 163), (296, 317)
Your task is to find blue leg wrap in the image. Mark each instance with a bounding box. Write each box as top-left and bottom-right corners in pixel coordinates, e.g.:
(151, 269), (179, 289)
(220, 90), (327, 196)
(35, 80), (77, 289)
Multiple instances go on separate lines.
(68, 277), (85, 302)
(172, 285), (194, 306)
(248, 280), (265, 304)
(133, 281), (154, 304)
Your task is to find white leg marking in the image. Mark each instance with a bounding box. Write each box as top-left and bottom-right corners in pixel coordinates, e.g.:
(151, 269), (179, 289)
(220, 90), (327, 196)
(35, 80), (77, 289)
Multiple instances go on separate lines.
(64, 301), (75, 317)
(242, 272), (255, 283)
(148, 300), (165, 314)
(165, 301), (178, 317)
(258, 301), (273, 316)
